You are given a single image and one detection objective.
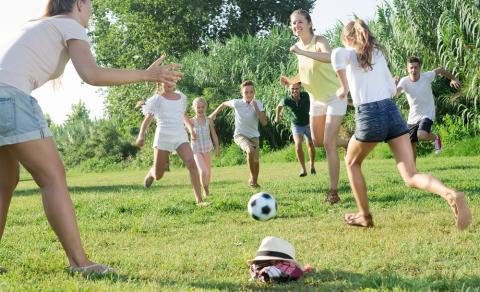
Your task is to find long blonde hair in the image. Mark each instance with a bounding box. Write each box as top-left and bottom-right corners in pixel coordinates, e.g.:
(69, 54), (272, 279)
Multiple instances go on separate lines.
(342, 19), (383, 71)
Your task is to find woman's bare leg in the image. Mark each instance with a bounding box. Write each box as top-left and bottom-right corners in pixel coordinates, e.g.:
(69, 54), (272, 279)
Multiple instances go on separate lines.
(176, 143), (203, 203)
(11, 138), (91, 267)
(388, 134), (471, 229)
(0, 146), (19, 241)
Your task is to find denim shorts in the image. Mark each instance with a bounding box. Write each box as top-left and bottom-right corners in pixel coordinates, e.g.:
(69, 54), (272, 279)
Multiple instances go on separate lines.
(0, 83), (52, 146)
(291, 123), (313, 144)
(354, 98), (409, 143)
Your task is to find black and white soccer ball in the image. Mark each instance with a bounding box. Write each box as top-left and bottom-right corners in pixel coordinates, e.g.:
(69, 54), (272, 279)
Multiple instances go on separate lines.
(247, 192), (277, 221)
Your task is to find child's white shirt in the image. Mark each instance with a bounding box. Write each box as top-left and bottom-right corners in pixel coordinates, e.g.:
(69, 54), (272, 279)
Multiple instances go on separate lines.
(142, 91), (187, 132)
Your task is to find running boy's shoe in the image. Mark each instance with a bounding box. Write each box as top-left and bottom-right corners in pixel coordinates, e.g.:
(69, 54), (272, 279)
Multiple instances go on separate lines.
(434, 135), (442, 154)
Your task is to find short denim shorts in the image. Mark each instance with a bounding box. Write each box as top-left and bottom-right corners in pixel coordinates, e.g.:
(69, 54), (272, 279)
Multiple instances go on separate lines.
(0, 83), (52, 146)
(354, 98), (409, 143)
(291, 123), (313, 144)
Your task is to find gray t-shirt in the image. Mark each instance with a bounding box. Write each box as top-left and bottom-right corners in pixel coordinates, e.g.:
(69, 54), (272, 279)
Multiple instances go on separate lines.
(397, 71), (436, 124)
(226, 98), (264, 138)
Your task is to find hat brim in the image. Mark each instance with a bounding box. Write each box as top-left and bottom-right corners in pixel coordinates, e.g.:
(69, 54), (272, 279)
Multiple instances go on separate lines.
(247, 256), (302, 270)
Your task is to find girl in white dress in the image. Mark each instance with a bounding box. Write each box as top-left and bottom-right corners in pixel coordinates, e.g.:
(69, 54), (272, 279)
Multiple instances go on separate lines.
(136, 83), (207, 206)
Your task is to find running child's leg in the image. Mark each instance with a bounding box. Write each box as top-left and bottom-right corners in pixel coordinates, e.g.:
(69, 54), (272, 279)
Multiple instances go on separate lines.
(144, 149), (169, 188)
(193, 152), (211, 196)
(176, 143), (203, 203)
(203, 152), (212, 193)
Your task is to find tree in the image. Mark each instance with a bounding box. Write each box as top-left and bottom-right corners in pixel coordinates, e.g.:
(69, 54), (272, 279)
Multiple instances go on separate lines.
(91, 0), (314, 65)
(373, 0), (480, 131)
(90, 0), (314, 136)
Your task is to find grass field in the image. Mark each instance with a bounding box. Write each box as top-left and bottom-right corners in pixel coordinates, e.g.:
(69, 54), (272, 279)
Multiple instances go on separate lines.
(1, 155), (479, 291)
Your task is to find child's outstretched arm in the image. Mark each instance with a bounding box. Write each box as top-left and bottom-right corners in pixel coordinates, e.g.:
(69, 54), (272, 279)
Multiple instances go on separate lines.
(208, 101), (229, 120)
(208, 118), (221, 157)
(183, 114), (196, 140)
(434, 67), (461, 89)
(136, 114), (154, 148)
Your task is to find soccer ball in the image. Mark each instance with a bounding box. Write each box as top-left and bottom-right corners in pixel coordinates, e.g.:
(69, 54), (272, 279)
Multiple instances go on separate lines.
(248, 192), (277, 221)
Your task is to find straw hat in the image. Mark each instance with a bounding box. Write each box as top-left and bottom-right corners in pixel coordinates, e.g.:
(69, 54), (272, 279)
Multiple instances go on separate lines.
(247, 236), (301, 269)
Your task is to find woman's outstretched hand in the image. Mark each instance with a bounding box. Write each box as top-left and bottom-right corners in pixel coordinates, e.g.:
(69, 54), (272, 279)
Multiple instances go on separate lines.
(145, 56), (183, 85)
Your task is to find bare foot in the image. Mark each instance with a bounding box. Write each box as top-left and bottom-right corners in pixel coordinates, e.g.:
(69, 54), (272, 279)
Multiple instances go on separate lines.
(344, 213), (374, 227)
(446, 191), (472, 230)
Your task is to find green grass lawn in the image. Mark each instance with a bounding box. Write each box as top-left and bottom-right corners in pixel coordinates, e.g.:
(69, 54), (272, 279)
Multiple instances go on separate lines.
(1, 156), (479, 291)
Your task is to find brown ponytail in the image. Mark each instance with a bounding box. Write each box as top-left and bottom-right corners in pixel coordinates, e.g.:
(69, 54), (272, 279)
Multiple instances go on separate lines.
(342, 19), (383, 71)
(44, 0), (82, 17)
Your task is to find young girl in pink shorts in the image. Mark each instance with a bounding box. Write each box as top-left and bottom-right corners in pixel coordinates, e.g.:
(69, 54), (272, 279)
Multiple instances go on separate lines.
(189, 97), (220, 197)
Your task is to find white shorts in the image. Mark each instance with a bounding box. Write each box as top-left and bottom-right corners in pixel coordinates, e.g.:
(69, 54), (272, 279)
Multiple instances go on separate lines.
(153, 128), (189, 152)
(310, 96), (347, 117)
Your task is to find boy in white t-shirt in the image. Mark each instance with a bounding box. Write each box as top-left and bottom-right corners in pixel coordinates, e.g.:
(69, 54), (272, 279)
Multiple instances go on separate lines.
(209, 80), (268, 188)
(396, 57), (461, 159)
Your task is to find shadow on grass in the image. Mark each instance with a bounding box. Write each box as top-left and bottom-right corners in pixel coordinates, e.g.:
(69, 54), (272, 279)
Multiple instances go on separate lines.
(79, 272), (244, 290)
(63, 263), (480, 290)
(298, 269), (480, 290)
(14, 184), (146, 197)
(427, 164), (480, 172)
(15, 179), (242, 198)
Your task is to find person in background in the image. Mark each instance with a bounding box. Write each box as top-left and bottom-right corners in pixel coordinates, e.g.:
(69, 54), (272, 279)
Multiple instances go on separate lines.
(275, 81), (316, 177)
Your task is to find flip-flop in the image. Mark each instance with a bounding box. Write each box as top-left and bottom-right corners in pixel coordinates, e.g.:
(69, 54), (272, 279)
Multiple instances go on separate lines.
(344, 213), (374, 228)
(69, 263), (115, 275)
(447, 192), (472, 230)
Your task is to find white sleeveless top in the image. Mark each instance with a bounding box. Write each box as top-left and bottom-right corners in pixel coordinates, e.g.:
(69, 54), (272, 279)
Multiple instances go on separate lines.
(142, 91), (188, 132)
(190, 118), (213, 153)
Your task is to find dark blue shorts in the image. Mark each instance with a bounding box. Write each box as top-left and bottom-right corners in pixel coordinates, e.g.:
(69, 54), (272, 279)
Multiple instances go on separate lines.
(354, 99), (409, 143)
(408, 118), (433, 143)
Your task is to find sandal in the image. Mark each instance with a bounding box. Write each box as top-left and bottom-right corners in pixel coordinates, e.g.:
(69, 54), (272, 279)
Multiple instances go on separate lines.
(69, 263), (115, 275)
(324, 189), (341, 204)
(344, 213), (374, 228)
(446, 192), (472, 230)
